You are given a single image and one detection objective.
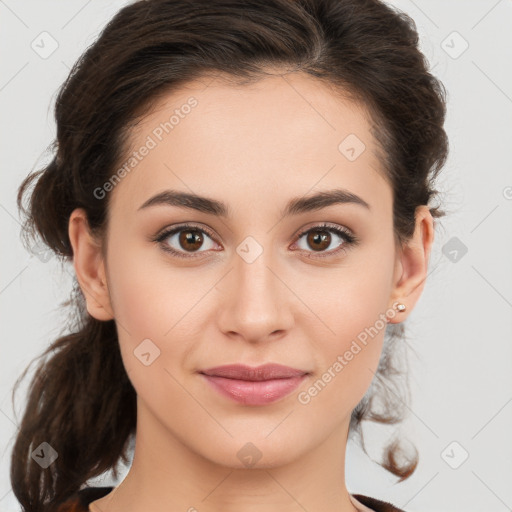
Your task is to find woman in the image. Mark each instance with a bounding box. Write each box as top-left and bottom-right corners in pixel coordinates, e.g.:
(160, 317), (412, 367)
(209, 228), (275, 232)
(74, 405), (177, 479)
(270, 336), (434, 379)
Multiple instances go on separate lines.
(11, 0), (448, 511)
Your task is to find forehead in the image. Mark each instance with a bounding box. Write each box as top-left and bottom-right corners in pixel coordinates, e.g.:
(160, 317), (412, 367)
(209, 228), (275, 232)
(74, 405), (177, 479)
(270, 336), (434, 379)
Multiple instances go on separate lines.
(107, 72), (391, 219)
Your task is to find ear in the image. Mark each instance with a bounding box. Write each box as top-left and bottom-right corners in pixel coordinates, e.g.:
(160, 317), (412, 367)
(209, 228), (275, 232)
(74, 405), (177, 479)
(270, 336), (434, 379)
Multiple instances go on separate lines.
(68, 208), (114, 321)
(387, 205), (435, 323)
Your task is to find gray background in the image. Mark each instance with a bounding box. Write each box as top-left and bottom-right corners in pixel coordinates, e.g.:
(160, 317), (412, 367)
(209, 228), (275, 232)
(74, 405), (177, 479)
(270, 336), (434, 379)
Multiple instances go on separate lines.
(1, 1), (511, 511)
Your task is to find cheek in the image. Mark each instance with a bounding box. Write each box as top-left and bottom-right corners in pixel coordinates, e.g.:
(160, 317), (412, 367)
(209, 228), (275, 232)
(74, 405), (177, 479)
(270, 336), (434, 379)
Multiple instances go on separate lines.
(107, 254), (163, 334)
(301, 296), (388, 418)
(105, 245), (213, 374)
(107, 239), (193, 333)
(301, 241), (395, 410)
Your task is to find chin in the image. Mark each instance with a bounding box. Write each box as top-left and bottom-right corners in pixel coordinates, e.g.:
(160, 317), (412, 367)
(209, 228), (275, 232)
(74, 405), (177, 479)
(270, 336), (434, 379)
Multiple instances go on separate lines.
(198, 433), (307, 470)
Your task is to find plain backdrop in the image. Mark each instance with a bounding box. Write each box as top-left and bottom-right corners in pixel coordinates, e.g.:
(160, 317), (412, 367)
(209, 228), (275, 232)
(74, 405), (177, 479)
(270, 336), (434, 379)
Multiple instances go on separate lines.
(1, 1), (511, 511)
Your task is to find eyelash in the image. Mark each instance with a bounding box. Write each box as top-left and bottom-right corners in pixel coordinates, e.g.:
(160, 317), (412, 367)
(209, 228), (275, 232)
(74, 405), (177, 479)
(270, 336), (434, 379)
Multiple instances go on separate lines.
(152, 222), (359, 260)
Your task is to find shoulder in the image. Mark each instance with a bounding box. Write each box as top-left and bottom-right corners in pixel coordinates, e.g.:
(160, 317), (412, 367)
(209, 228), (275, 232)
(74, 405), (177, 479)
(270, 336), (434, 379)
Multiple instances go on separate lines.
(352, 493), (407, 512)
(54, 486), (114, 512)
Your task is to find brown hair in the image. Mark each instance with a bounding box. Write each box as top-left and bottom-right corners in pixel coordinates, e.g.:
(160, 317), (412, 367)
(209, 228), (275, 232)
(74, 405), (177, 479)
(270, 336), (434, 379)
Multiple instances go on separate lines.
(11, 0), (448, 510)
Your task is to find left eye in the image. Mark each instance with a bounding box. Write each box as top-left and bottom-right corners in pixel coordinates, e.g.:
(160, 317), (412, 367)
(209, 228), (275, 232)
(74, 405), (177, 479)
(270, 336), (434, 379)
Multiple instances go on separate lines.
(292, 224), (356, 257)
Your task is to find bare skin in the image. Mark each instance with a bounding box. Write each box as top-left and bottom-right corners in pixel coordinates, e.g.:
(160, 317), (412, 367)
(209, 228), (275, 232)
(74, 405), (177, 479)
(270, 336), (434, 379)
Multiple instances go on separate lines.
(68, 70), (434, 512)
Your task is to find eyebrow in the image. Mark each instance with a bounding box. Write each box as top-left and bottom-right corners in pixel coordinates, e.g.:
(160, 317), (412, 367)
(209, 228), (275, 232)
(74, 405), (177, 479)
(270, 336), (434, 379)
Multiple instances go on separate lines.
(137, 188), (370, 217)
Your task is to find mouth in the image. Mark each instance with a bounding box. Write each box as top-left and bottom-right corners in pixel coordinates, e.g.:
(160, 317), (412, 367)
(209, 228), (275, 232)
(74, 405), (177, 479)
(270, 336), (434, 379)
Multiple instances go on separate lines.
(198, 363), (310, 405)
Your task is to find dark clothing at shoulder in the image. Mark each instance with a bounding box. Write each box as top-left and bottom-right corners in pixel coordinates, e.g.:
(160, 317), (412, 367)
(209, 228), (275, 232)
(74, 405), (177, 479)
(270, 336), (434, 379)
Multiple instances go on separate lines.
(54, 486), (113, 512)
(55, 486), (406, 512)
(353, 493), (406, 511)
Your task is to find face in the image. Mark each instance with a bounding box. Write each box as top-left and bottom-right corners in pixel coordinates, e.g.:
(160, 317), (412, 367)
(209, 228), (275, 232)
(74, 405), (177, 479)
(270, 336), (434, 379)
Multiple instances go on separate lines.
(71, 71), (430, 470)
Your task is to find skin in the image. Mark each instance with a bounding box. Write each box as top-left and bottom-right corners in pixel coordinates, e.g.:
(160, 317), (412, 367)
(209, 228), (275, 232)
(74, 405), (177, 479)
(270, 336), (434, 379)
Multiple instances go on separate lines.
(68, 71), (434, 512)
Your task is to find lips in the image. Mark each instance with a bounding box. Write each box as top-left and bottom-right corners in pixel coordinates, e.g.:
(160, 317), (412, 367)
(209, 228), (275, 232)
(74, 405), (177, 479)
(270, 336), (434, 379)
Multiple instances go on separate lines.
(199, 363), (307, 381)
(199, 363), (309, 406)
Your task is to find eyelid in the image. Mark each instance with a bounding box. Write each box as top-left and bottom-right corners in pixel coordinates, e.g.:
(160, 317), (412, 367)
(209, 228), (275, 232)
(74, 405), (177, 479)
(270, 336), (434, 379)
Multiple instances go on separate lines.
(293, 221), (354, 240)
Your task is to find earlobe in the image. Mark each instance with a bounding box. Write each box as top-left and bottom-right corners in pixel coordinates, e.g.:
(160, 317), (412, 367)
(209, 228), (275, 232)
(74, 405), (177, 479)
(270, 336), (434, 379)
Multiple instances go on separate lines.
(388, 206), (435, 323)
(68, 208), (114, 321)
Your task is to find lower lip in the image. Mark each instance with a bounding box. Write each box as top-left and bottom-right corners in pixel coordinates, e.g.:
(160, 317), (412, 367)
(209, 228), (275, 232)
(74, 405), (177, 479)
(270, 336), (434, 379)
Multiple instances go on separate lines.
(200, 374), (308, 405)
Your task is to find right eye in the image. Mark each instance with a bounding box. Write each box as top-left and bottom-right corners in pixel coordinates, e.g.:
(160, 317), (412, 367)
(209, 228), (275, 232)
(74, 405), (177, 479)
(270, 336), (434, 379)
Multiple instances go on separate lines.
(153, 223), (220, 258)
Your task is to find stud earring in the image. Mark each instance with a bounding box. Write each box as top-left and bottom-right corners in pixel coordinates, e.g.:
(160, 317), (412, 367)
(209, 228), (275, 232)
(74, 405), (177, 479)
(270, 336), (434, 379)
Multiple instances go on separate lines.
(395, 303), (406, 312)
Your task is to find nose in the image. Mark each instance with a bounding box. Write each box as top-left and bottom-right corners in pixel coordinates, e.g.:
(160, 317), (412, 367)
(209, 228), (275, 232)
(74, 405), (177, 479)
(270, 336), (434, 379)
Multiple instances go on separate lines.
(216, 245), (294, 344)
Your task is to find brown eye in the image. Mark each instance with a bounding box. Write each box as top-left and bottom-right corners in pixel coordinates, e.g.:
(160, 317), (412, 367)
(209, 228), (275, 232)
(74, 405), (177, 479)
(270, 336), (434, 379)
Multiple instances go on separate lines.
(305, 229), (332, 251)
(178, 229), (204, 252)
(155, 223), (218, 258)
(293, 223), (357, 258)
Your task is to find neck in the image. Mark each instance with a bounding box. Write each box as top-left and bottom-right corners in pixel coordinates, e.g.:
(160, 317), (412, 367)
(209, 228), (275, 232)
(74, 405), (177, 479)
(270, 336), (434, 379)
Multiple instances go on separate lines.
(90, 399), (361, 512)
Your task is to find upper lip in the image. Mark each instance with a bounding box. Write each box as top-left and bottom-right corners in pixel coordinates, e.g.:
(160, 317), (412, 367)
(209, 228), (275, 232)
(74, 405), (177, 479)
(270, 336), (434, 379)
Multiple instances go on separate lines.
(199, 363), (308, 381)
